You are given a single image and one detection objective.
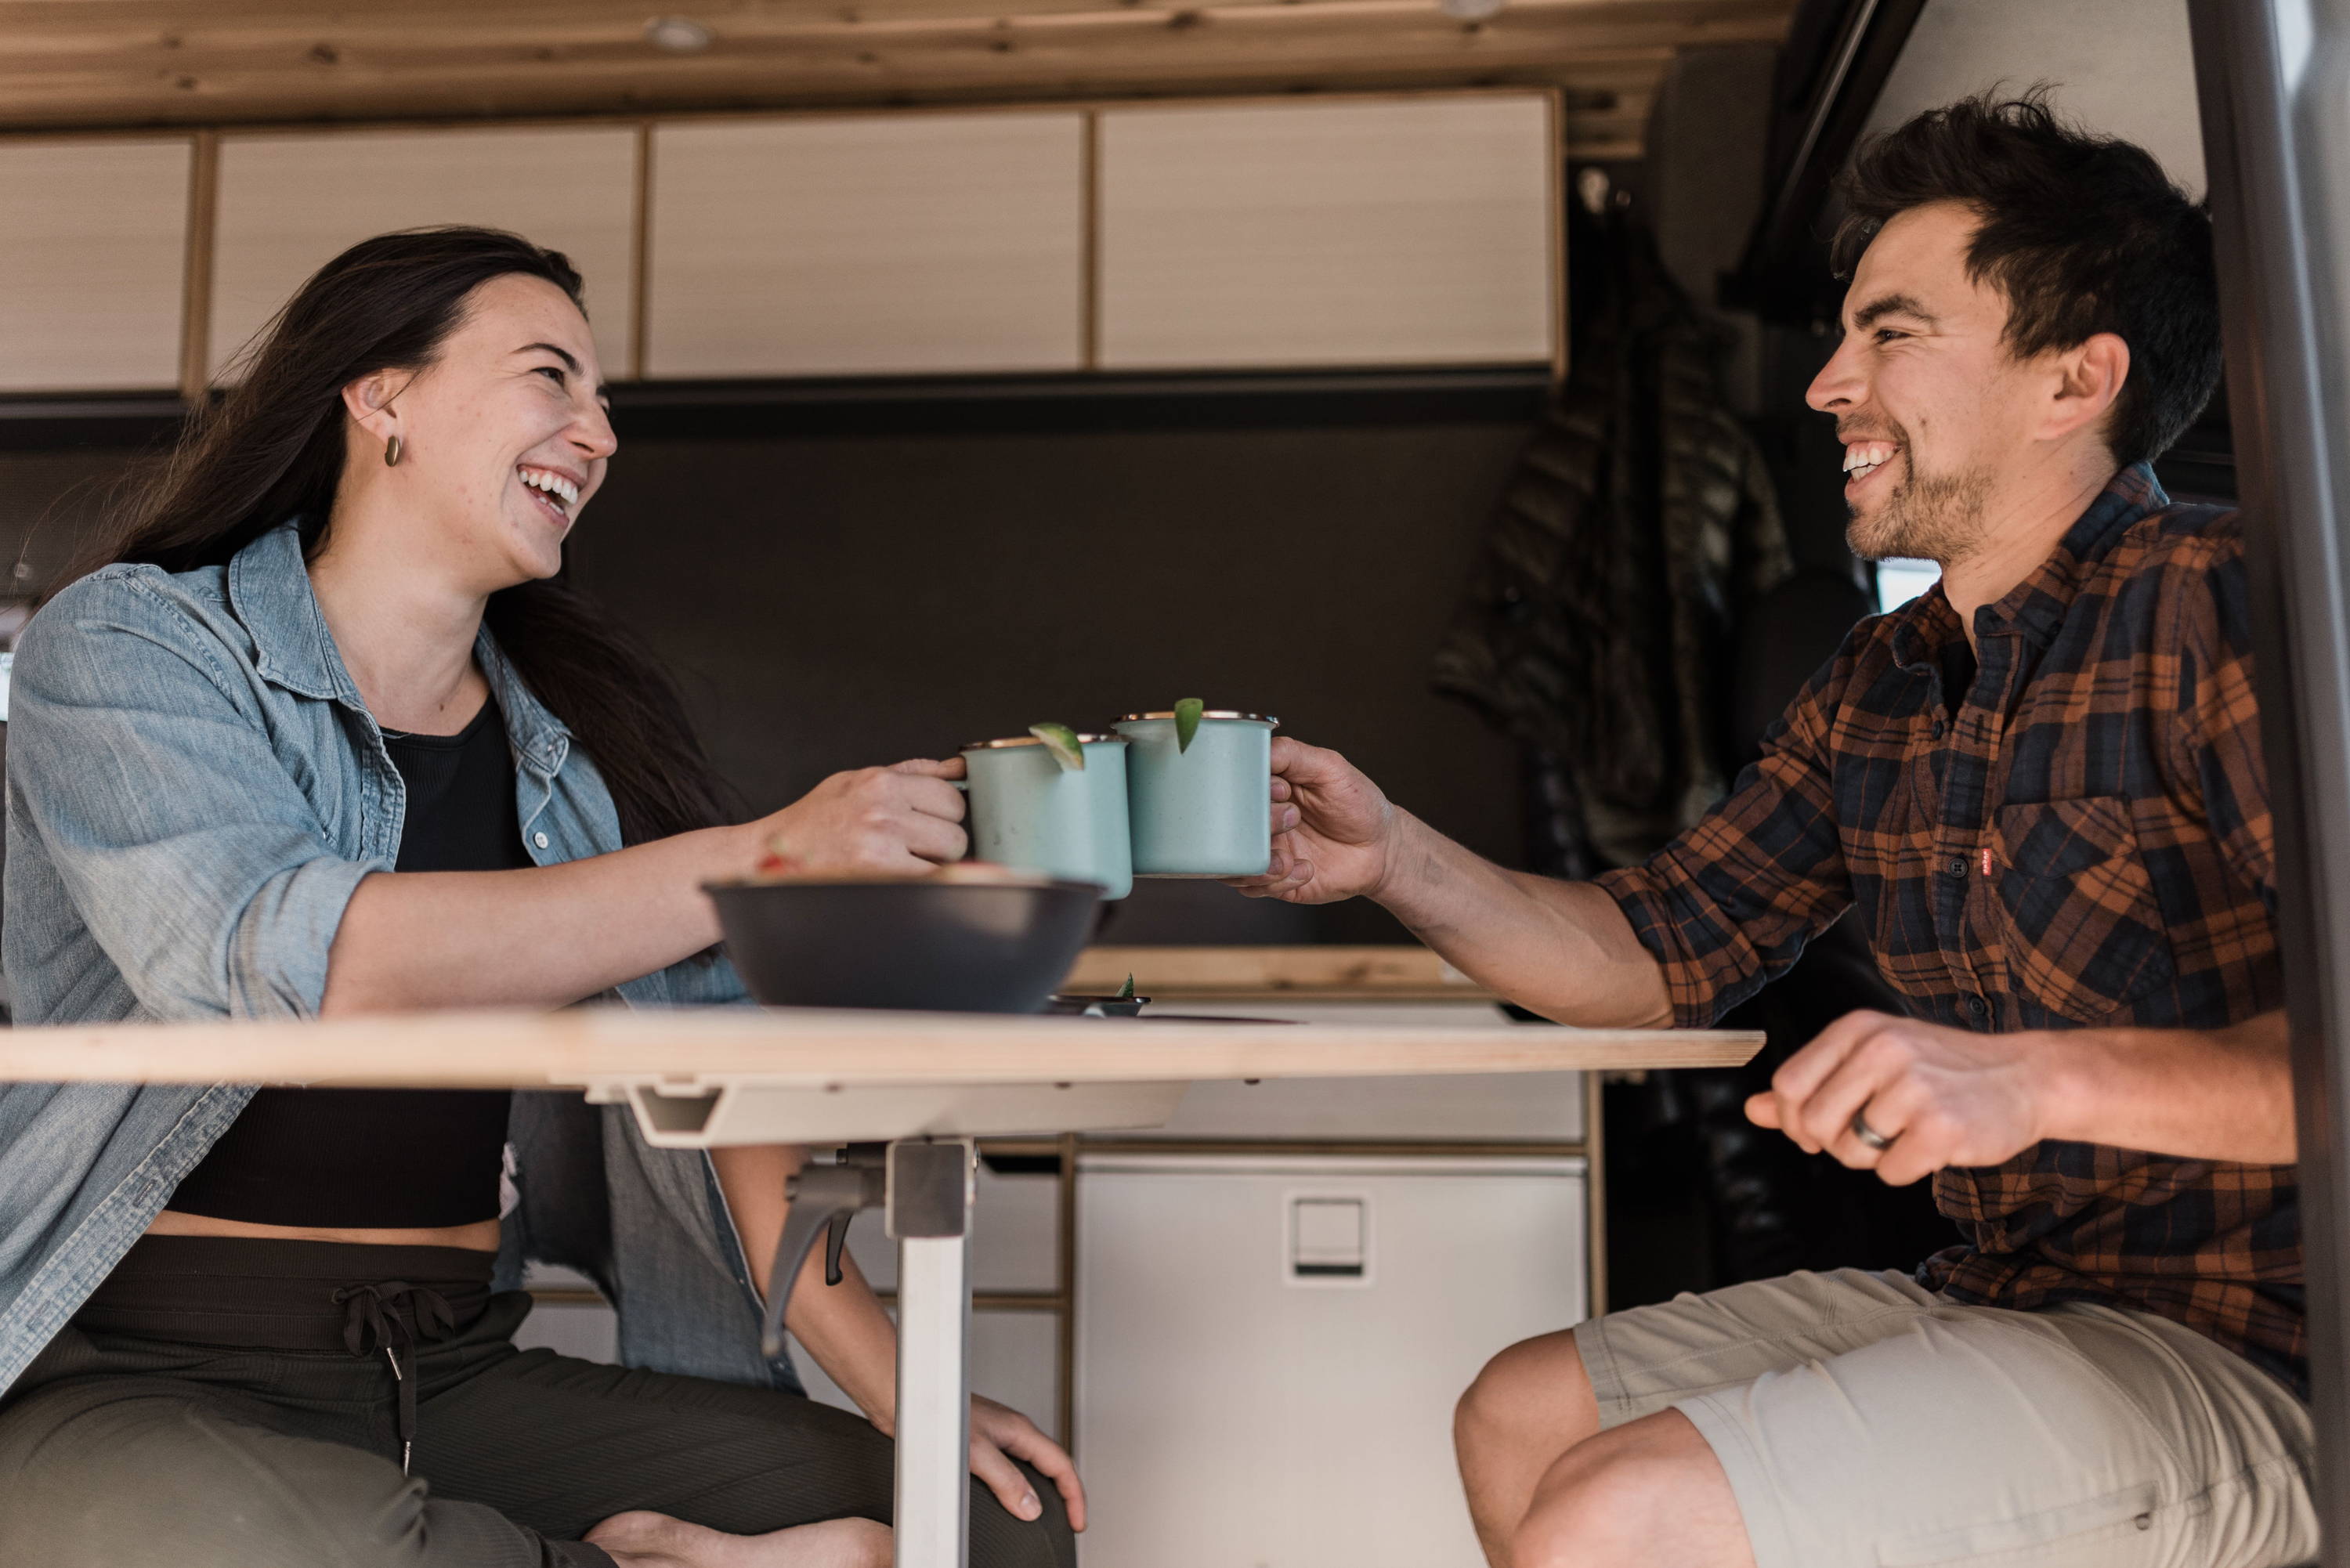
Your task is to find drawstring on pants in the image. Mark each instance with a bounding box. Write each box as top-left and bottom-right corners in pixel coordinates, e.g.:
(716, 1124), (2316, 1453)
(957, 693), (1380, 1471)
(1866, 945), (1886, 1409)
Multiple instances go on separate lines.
(334, 1281), (458, 1474)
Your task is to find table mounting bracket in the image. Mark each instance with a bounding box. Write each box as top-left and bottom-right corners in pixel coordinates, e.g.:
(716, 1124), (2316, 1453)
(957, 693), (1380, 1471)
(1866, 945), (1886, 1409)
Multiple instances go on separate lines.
(760, 1143), (888, 1359)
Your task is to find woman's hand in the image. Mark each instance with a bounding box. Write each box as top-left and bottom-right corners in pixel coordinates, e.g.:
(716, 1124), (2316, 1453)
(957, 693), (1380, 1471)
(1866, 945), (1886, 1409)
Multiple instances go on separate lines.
(754, 757), (967, 878)
(970, 1395), (1086, 1531)
(1224, 737), (1402, 905)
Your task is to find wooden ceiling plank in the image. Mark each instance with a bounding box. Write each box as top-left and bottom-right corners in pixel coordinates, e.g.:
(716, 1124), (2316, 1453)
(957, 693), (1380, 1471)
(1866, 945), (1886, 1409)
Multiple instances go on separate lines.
(0, 3), (1787, 81)
(4, 0), (1789, 63)
(0, 0), (1782, 129)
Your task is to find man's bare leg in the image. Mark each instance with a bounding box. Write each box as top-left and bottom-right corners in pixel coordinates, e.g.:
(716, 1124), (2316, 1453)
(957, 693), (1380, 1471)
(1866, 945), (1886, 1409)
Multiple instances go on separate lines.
(1454, 1328), (1603, 1565)
(1513, 1411), (1754, 1568)
(586, 1512), (891, 1568)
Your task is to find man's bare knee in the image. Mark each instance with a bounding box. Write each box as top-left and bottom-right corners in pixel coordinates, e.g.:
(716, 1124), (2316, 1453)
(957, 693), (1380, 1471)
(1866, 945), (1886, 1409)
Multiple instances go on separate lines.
(1513, 1412), (1752, 1568)
(1455, 1327), (1597, 1461)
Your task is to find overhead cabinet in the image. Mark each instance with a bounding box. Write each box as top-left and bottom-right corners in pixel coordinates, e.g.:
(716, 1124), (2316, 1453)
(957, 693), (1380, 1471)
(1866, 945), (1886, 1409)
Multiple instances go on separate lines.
(2, 90), (1562, 397)
(0, 138), (191, 394)
(209, 127), (638, 380)
(645, 114), (1086, 378)
(1097, 95), (1560, 370)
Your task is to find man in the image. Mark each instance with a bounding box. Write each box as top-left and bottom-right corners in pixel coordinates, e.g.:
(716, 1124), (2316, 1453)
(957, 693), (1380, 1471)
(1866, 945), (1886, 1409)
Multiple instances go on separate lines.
(1235, 95), (2314, 1568)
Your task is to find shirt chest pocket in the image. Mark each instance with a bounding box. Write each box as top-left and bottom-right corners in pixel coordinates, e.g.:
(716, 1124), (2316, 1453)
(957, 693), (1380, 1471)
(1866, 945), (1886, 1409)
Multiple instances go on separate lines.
(1992, 796), (2176, 1021)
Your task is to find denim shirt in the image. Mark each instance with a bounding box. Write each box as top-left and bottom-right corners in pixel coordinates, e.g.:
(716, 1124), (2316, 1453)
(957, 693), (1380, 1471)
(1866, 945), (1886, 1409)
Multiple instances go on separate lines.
(0, 522), (794, 1399)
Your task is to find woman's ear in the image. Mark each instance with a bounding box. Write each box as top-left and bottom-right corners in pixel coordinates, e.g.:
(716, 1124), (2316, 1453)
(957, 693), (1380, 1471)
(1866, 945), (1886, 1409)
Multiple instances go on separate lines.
(340, 370), (403, 448)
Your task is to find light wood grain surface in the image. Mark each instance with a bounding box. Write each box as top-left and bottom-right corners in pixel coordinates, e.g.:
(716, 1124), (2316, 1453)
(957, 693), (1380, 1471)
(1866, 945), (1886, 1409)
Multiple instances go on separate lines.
(646, 112), (1085, 378)
(0, 1006), (1759, 1089)
(0, 2), (1795, 156)
(1097, 94), (1556, 370)
(0, 136), (190, 392)
(1065, 945), (1495, 999)
(208, 124), (638, 379)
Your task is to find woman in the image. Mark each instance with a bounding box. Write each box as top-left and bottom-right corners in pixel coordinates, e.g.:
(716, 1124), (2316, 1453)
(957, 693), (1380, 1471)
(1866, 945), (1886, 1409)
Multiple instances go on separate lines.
(0, 228), (1082, 1568)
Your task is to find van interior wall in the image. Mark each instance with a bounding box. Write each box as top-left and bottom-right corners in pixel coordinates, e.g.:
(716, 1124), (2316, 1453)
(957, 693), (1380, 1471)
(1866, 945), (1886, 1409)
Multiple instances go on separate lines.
(0, 415), (1531, 945)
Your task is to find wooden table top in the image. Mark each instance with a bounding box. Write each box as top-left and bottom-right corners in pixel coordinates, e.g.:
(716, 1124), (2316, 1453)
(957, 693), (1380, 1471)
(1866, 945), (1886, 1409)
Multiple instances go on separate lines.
(0, 1006), (1762, 1089)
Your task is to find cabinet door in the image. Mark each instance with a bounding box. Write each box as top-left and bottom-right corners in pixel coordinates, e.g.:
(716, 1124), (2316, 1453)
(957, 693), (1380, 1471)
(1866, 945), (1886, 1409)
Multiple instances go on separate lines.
(646, 114), (1084, 378)
(210, 127), (637, 381)
(1076, 1154), (1585, 1568)
(0, 139), (190, 393)
(1098, 95), (1558, 370)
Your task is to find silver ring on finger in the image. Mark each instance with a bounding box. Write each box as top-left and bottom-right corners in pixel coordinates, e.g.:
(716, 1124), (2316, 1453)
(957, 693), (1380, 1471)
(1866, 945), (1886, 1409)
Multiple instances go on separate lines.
(1849, 1107), (1895, 1151)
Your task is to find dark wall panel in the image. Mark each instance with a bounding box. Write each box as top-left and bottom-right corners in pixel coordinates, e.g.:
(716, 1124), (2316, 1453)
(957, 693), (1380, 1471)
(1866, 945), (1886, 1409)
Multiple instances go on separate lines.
(569, 421), (1531, 943)
(2, 416), (1534, 945)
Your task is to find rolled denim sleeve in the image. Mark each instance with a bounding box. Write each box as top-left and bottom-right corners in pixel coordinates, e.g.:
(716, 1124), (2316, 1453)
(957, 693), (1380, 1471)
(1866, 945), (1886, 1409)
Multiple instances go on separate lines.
(9, 574), (388, 1021)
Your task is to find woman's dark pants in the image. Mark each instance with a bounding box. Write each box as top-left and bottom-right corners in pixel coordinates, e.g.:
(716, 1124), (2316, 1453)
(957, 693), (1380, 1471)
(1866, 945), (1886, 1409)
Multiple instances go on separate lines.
(0, 1275), (1073, 1568)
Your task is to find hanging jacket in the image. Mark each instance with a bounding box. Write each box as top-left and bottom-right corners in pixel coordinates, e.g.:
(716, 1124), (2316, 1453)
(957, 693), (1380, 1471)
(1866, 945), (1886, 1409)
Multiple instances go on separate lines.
(1434, 216), (1795, 870)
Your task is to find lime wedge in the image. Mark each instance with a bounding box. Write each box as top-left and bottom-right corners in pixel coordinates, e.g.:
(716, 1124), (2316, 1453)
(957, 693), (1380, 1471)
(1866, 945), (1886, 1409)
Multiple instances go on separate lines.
(1029, 722), (1086, 771)
(1117, 973), (1137, 1001)
(1173, 697), (1206, 753)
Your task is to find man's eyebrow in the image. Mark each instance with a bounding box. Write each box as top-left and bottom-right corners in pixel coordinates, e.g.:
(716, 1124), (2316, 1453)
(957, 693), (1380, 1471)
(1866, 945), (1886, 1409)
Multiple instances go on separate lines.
(515, 341), (607, 399)
(1851, 293), (1937, 330)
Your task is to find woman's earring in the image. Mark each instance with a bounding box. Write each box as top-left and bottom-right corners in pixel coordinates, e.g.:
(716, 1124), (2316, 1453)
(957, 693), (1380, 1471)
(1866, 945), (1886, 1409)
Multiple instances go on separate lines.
(384, 434), (403, 468)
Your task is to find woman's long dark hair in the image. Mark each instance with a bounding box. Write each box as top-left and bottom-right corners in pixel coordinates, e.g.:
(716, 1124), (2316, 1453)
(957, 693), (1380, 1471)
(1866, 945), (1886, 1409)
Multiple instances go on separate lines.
(60, 226), (729, 847)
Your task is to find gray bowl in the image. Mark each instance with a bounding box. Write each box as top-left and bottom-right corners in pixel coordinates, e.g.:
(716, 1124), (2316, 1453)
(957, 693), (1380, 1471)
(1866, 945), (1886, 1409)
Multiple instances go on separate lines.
(706, 878), (1103, 1013)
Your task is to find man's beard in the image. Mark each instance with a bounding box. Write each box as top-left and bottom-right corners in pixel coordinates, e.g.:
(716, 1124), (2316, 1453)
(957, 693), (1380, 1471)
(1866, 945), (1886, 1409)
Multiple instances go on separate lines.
(1845, 455), (1994, 565)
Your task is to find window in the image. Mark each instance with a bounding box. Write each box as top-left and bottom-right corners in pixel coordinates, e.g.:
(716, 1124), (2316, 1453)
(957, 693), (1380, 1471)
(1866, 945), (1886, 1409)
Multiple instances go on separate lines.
(1874, 558), (1941, 614)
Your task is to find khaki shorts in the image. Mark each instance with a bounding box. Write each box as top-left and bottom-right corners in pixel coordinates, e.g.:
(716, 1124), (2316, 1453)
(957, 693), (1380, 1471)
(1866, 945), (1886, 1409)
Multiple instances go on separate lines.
(1576, 1269), (2316, 1568)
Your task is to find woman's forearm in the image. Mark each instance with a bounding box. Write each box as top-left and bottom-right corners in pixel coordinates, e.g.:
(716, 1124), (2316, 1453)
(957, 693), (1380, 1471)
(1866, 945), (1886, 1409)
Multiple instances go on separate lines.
(713, 1143), (901, 1427)
(320, 821), (757, 1013)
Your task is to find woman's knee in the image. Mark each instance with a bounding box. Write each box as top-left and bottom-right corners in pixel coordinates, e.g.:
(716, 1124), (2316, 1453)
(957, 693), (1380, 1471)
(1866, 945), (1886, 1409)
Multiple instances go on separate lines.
(968, 1458), (1076, 1568)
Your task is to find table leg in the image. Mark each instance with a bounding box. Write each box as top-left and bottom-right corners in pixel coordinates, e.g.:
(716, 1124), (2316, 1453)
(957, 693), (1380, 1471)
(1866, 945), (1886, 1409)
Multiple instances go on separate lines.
(888, 1140), (975, 1568)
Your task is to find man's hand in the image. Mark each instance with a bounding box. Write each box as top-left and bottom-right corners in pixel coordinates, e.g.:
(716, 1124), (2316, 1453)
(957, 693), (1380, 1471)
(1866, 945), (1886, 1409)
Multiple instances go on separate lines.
(1745, 1010), (2052, 1186)
(754, 757), (968, 878)
(970, 1395), (1086, 1532)
(1224, 737), (1400, 904)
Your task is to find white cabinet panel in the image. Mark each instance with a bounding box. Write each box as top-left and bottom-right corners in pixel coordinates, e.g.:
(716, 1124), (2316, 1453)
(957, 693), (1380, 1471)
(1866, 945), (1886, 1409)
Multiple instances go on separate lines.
(647, 114), (1084, 378)
(1135, 1002), (1585, 1141)
(0, 139), (190, 392)
(210, 127), (637, 380)
(1076, 1154), (1585, 1568)
(1098, 95), (1557, 370)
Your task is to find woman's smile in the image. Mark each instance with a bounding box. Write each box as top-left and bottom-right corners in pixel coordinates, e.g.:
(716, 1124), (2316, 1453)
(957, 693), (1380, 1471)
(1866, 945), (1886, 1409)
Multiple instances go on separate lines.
(515, 462), (583, 530)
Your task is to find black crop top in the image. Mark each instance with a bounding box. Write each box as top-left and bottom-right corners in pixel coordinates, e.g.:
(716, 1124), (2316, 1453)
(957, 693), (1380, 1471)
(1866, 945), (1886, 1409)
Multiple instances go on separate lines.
(167, 698), (526, 1229)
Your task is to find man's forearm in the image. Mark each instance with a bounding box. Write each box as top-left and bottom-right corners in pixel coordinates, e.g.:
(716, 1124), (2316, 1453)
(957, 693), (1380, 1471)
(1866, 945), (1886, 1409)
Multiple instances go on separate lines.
(1372, 811), (1674, 1028)
(2040, 1010), (2295, 1164)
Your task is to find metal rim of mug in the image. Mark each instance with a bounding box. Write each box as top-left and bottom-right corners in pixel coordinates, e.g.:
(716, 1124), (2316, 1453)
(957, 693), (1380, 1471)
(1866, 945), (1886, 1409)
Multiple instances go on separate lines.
(1116, 711), (1279, 726)
(960, 733), (1129, 751)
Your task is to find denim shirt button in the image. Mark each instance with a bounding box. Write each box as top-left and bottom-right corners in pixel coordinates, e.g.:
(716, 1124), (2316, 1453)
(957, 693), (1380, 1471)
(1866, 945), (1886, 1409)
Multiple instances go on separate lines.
(533, 832), (549, 851)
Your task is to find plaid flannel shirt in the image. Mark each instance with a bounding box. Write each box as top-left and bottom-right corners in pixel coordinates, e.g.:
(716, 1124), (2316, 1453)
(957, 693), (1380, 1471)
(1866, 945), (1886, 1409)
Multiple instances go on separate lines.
(1597, 464), (2305, 1396)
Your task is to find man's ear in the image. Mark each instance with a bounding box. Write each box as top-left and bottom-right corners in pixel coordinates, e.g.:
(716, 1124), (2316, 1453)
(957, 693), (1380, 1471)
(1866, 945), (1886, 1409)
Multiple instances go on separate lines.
(2044, 331), (2130, 446)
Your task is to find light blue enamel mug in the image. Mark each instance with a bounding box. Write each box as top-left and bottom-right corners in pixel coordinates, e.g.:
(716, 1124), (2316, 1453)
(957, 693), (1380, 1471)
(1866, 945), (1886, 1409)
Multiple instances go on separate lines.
(960, 733), (1134, 900)
(1114, 710), (1278, 877)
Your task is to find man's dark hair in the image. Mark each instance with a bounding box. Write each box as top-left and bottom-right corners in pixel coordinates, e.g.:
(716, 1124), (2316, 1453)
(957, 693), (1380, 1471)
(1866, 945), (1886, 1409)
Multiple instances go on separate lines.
(1831, 89), (2220, 469)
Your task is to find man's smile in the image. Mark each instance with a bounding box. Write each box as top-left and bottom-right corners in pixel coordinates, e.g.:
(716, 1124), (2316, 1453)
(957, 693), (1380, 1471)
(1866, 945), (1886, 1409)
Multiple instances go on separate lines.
(1843, 440), (1901, 493)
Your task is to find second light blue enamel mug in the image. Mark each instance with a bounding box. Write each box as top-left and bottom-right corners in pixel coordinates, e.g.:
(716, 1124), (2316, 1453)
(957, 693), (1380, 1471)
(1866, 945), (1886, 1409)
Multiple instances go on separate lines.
(1115, 710), (1278, 876)
(960, 733), (1134, 900)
